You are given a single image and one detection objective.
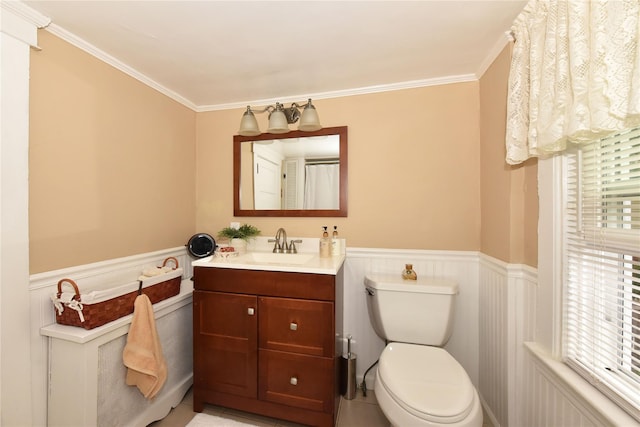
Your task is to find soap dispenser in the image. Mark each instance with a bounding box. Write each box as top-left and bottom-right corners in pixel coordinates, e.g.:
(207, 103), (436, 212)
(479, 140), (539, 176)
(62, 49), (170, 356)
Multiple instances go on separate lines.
(319, 226), (331, 258)
(331, 226), (341, 256)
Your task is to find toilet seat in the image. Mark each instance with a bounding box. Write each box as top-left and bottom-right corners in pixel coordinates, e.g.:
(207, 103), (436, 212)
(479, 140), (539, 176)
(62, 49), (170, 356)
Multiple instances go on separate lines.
(377, 343), (475, 424)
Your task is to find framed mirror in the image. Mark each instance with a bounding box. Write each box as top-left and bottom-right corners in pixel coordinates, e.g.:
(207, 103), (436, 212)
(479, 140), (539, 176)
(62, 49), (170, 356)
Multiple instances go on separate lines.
(234, 126), (347, 217)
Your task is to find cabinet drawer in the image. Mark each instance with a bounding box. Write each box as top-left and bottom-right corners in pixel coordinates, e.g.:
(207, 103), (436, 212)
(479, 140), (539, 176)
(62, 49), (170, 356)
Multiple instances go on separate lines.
(259, 349), (334, 413)
(194, 267), (335, 301)
(259, 297), (334, 357)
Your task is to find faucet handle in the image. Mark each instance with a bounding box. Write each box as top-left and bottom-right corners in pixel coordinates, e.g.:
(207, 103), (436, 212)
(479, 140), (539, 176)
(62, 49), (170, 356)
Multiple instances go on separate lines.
(288, 239), (303, 254)
(268, 238), (282, 253)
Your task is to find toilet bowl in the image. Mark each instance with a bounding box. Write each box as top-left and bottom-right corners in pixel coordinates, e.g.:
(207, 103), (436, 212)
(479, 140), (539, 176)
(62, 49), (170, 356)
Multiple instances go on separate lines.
(364, 274), (482, 427)
(374, 343), (482, 426)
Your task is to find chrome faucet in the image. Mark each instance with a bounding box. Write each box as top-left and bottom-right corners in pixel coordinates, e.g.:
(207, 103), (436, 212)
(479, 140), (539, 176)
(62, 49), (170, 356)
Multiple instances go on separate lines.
(268, 228), (303, 254)
(270, 228), (288, 253)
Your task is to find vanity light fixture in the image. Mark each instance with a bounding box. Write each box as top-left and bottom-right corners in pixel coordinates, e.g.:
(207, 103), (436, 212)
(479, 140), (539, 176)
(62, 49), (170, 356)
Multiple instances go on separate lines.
(238, 99), (321, 136)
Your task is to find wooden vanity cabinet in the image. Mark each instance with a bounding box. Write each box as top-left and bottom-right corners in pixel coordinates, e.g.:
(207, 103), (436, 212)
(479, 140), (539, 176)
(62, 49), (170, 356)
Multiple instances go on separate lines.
(193, 267), (344, 427)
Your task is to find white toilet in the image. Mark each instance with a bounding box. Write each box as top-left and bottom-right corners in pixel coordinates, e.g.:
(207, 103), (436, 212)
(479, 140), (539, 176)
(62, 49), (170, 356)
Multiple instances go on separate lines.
(364, 274), (482, 427)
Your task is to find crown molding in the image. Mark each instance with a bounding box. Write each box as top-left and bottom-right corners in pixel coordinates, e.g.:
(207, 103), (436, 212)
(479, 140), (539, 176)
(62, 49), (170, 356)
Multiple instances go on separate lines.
(43, 19), (479, 113)
(476, 31), (512, 79)
(1, 1), (50, 28)
(45, 23), (199, 111)
(195, 74), (478, 112)
(1, 0), (50, 47)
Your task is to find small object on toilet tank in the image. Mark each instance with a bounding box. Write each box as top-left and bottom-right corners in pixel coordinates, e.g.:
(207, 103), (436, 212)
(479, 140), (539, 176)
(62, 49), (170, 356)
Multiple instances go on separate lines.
(401, 264), (417, 280)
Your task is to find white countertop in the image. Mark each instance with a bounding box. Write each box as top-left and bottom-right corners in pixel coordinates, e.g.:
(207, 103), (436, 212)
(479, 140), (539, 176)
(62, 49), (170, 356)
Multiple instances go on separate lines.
(192, 236), (346, 275)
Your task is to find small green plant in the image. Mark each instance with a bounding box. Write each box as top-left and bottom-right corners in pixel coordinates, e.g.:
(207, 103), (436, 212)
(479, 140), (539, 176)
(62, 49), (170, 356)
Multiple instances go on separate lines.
(217, 224), (261, 241)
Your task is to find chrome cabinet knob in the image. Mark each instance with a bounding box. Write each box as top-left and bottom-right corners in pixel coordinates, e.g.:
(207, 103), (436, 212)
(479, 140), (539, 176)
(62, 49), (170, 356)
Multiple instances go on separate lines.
(247, 307), (255, 316)
(290, 376), (298, 386)
(290, 322), (298, 331)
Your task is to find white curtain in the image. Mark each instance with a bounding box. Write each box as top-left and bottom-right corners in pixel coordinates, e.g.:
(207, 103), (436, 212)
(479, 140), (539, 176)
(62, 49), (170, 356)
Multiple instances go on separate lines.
(506, 0), (640, 165)
(303, 164), (339, 209)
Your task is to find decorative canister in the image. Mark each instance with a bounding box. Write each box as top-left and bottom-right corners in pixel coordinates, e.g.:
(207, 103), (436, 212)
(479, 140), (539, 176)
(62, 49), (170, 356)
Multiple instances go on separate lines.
(402, 264), (417, 280)
(230, 238), (247, 254)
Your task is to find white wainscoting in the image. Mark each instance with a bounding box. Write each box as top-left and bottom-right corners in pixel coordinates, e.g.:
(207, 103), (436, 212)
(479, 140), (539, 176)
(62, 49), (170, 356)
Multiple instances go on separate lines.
(30, 246), (629, 426)
(479, 256), (509, 426)
(478, 254), (636, 427)
(520, 342), (640, 426)
(29, 247), (193, 426)
(478, 255), (537, 427)
(521, 343), (608, 427)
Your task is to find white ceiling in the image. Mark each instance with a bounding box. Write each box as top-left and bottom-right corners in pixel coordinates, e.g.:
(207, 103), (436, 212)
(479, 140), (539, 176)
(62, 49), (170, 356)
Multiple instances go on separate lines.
(24, 0), (526, 112)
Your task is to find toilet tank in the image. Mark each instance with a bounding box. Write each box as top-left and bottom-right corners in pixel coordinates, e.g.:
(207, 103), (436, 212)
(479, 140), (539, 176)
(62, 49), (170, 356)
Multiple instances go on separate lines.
(364, 274), (458, 346)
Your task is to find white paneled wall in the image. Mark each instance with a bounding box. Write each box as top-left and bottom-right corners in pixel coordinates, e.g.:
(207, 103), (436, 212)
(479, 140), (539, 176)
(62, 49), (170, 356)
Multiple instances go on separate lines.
(478, 256), (537, 427)
(522, 344), (612, 427)
(507, 267), (538, 427)
(479, 258), (509, 426)
(97, 304), (193, 427)
(477, 254), (633, 427)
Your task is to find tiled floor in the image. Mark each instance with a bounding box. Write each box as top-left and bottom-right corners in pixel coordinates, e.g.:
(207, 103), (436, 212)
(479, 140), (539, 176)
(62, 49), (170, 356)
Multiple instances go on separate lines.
(150, 387), (494, 427)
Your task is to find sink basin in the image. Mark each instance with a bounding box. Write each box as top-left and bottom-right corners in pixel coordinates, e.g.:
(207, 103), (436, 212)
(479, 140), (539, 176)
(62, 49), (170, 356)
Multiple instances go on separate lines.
(245, 252), (315, 265)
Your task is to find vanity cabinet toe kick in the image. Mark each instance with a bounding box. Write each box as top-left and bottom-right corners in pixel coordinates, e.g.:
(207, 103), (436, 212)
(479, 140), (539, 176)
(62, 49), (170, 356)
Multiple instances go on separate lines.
(192, 266), (344, 427)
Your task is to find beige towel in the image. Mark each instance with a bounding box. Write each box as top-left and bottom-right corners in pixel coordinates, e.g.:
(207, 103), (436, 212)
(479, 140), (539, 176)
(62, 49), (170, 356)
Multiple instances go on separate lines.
(123, 294), (167, 399)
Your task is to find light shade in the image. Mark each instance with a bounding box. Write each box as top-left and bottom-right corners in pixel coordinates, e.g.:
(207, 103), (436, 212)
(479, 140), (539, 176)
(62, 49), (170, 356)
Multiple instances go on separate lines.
(239, 99), (322, 135)
(266, 104), (290, 134)
(238, 107), (261, 136)
(298, 99), (321, 131)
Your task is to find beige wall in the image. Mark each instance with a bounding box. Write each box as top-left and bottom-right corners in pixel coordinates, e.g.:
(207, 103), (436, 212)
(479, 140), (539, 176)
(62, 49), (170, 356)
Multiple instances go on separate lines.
(196, 83), (482, 251)
(29, 31), (538, 273)
(29, 31), (197, 273)
(479, 45), (538, 266)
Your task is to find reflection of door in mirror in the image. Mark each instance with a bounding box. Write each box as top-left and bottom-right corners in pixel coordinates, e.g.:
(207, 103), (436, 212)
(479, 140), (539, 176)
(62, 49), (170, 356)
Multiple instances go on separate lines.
(252, 144), (282, 209)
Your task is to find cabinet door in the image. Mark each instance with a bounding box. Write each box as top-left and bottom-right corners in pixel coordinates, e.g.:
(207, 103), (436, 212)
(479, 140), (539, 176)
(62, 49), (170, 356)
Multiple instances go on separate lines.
(259, 297), (334, 357)
(193, 290), (257, 398)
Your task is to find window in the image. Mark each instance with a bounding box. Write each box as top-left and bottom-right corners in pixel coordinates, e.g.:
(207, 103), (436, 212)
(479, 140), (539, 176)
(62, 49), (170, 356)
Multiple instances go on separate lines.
(563, 127), (640, 421)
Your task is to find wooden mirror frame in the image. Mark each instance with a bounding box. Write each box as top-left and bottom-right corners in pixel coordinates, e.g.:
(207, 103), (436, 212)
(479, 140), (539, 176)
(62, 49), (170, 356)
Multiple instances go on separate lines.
(233, 126), (348, 217)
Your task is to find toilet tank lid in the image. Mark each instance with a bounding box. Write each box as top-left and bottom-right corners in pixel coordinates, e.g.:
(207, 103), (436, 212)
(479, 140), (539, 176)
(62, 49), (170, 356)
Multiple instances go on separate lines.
(364, 274), (458, 295)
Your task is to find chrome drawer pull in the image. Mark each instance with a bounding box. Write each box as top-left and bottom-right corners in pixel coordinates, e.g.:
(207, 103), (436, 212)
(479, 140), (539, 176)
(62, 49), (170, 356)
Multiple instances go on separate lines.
(290, 322), (298, 331)
(290, 376), (298, 386)
(247, 307), (255, 316)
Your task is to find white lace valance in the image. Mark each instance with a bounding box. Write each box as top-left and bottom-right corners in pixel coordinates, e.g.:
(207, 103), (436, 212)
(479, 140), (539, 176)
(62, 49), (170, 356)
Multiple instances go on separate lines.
(506, 0), (640, 165)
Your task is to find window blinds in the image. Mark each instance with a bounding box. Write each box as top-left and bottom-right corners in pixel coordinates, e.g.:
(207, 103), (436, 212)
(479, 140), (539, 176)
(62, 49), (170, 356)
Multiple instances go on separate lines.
(564, 127), (640, 421)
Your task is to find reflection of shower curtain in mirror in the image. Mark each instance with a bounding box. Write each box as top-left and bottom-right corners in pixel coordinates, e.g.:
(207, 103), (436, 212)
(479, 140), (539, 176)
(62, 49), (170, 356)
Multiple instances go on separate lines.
(303, 164), (340, 209)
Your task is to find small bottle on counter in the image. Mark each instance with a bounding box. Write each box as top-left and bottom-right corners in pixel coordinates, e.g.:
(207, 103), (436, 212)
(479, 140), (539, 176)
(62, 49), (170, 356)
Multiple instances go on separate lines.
(319, 226), (331, 258)
(402, 264), (417, 280)
(331, 226), (341, 256)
